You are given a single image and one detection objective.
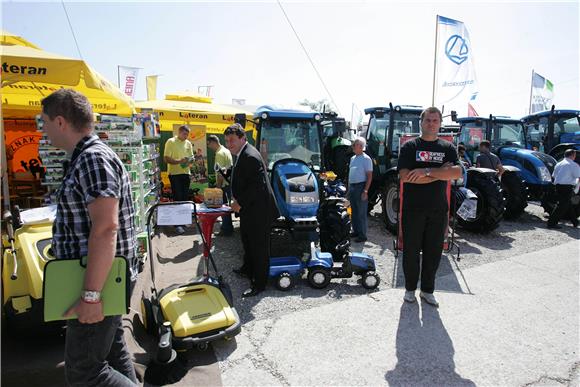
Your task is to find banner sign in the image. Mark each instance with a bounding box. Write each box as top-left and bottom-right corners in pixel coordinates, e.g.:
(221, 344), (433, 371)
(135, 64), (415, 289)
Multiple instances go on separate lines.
(530, 71), (554, 113)
(118, 66), (140, 98)
(434, 16), (479, 116)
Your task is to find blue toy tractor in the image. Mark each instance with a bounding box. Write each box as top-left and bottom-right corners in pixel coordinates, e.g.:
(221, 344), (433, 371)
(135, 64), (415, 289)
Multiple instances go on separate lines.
(521, 107), (580, 162)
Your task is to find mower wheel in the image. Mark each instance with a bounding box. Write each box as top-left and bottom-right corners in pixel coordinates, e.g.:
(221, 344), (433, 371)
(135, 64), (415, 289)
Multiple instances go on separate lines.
(307, 267), (331, 289)
(141, 297), (156, 336)
(501, 171), (528, 220)
(275, 272), (295, 291)
(361, 271), (380, 290)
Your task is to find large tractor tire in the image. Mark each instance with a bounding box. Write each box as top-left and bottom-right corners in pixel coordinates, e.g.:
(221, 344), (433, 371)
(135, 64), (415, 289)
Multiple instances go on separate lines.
(457, 172), (505, 233)
(381, 174), (399, 235)
(501, 171), (528, 220)
(318, 199), (351, 261)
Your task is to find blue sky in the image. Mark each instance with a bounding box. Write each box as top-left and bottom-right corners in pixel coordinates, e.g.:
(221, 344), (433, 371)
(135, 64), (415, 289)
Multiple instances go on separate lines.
(2, 0), (579, 122)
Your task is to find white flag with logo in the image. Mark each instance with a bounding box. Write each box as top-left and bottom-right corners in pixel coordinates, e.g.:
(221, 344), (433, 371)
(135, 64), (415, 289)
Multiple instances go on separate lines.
(434, 15), (478, 116)
(530, 71), (554, 113)
(118, 66), (140, 99)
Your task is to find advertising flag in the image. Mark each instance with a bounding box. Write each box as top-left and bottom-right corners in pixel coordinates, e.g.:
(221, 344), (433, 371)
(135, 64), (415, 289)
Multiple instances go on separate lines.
(530, 71), (554, 113)
(118, 66), (140, 99)
(433, 16), (478, 116)
(146, 75), (158, 101)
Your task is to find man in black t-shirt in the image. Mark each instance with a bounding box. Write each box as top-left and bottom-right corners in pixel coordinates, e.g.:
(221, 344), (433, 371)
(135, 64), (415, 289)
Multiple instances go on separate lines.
(397, 107), (462, 307)
(476, 140), (505, 176)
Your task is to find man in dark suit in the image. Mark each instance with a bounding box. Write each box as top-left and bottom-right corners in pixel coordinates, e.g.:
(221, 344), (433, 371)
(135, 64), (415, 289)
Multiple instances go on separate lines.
(224, 123), (279, 298)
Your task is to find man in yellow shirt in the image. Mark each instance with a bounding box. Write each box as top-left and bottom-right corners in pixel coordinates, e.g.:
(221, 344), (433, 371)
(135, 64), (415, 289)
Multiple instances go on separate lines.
(207, 135), (233, 236)
(164, 125), (194, 234)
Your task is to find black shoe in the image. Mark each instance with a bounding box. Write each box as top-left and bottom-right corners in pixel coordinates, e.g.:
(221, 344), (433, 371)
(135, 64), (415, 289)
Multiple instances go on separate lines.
(216, 230), (233, 237)
(572, 220), (579, 228)
(242, 287), (263, 298)
(354, 236), (367, 243)
(232, 267), (248, 277)
(547, 224), (562, 229)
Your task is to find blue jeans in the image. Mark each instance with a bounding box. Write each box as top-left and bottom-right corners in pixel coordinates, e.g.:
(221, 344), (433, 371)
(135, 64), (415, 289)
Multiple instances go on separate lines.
(221, 185), (233, 234)
(348, 182), (368, 239)
(64, 282), (137, 386)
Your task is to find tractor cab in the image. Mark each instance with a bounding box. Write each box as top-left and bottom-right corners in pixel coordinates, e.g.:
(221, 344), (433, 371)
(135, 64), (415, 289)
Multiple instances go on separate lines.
(364, 105), (423, 177)
(456, 116), (526, 166)
(254, 106), (323, 172)
(521, 108), (580, 161)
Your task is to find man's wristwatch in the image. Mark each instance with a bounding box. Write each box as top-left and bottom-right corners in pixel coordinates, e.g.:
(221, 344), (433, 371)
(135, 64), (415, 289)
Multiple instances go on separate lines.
(81, 290), (102, 304)
(425, 168), (431, 177)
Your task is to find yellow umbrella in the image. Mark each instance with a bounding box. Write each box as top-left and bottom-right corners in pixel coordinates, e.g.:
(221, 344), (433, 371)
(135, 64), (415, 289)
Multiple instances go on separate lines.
(1, 43), (135, 117)
(0, 29), (40, 49)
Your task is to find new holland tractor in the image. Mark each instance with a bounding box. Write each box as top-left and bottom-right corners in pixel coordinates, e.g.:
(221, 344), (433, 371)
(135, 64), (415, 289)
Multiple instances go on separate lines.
(454, 115), (531, 219)
(454, 115), (556, 215)
(363, 104), (505, 234)
(247, 106), (351, 258)
(522, 107), (580, 162)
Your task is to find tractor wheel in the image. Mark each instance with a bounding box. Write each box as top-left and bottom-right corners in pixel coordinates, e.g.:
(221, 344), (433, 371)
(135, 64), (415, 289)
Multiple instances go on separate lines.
(318, 200), (351, 261)
(361, 271), (380, 290)
(458, 172), (505, 233)
(275, 272), (295, 291)
(382, 174), (399, 235)
(307, 267), (331, 289)
(501, 171), (528, 220)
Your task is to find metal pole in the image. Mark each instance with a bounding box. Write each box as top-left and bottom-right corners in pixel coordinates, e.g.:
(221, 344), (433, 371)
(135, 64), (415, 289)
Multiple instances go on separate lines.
(1, 99), (10, 211)
(350, 103), (355, 129)
(431, 15), (440, 107)
(117, 65), (121, 89)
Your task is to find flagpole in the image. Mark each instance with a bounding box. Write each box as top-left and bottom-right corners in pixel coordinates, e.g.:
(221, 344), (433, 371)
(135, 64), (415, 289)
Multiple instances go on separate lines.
(528, 69), (534, 114)
(431, 15), (439, 107)
(117, 65), (120, 89)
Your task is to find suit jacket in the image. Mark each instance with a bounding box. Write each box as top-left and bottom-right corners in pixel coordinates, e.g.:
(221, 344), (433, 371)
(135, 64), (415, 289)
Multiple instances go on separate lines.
(232, 143), (279, 223)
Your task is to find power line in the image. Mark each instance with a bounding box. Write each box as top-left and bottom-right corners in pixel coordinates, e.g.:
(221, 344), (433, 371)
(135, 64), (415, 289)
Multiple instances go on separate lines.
(276, 0), (341, 116)
(61, 0), (83, 60)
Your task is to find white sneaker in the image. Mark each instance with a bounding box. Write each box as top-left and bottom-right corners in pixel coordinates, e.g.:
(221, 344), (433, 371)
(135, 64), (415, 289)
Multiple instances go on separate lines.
(420, 291), (439, 307)
(403, 290), (416, 303)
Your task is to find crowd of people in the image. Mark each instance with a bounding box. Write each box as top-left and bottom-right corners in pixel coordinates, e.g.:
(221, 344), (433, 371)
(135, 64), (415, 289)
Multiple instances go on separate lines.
(38, 89), (578, 386)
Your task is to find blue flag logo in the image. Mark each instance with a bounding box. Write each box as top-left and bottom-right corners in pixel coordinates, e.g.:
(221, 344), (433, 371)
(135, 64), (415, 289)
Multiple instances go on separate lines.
(445, 35), (469, 65)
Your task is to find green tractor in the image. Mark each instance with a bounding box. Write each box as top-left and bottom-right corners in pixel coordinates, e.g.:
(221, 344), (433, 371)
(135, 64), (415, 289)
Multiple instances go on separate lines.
(363, 104), (505, 234)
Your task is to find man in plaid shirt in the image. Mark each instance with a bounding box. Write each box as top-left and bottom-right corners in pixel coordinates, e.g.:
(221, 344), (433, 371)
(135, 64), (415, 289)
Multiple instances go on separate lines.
(41, 89), (137, 386)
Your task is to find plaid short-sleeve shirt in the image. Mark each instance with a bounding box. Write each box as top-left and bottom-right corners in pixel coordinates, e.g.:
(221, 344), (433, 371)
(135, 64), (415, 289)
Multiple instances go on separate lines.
(52, 135), (138, 278)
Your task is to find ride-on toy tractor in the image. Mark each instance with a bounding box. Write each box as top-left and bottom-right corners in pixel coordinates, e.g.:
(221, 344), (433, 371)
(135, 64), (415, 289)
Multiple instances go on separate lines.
(269, 242), (380, 291)
(362, 103), (505, 234)
(522, 107), (580, 162)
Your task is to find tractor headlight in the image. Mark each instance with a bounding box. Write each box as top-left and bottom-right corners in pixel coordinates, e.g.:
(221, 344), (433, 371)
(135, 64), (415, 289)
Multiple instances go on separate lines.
(314, 114), (321, 121)
(261, 112), (268, 120)
(537, 166), (552, 182)
(302, 196), (316, 203)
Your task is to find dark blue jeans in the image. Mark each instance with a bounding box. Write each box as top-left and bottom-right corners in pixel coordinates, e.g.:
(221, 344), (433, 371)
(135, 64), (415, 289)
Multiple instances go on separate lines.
(64, 281), (137, 386)
(221, 185), (233, 234)
(348, 182), (368, 239)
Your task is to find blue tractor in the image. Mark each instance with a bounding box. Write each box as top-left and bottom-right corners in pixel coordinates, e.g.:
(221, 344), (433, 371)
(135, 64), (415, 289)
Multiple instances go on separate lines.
(248, 106), (351, 258)
(364, 104), (505, 233)
(521, 107), (580, 162)
(455, 115), (555, 214)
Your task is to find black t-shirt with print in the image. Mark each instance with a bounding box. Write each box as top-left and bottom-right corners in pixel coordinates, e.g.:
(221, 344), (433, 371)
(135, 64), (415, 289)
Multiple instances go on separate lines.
(397, 137), (458, 211)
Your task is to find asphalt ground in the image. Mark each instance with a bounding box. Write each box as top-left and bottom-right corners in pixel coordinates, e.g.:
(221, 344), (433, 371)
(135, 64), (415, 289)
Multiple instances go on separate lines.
(1, 202), (578, 386)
